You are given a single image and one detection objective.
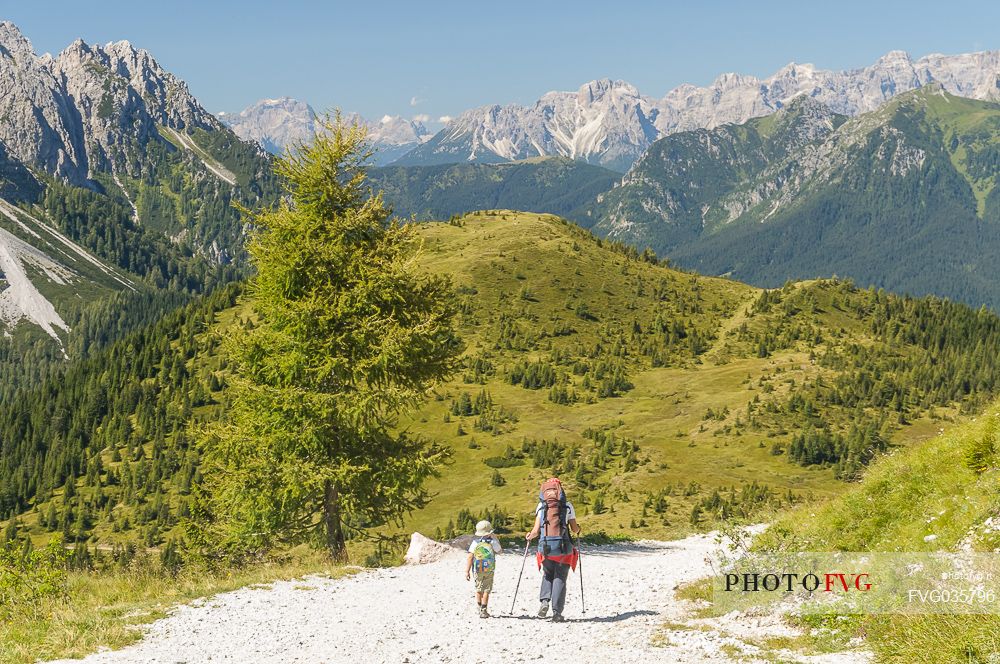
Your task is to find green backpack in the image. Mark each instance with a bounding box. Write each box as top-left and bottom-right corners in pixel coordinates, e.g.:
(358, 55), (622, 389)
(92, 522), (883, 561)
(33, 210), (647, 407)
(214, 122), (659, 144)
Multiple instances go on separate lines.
(472, 537), (496, 573)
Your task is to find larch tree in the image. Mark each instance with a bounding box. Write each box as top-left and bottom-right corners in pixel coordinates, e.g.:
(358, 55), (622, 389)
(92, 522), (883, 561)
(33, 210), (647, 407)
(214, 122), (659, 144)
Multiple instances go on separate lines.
(199, 115), (461, 560)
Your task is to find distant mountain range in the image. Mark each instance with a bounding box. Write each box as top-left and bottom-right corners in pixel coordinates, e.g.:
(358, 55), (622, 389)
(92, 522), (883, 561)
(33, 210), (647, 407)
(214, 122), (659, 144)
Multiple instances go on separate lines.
(361, 85), (1000, 309)
(403, 50), (1000, 171)
(234, 50), (1000, 171)
(219, 98), (431, 165)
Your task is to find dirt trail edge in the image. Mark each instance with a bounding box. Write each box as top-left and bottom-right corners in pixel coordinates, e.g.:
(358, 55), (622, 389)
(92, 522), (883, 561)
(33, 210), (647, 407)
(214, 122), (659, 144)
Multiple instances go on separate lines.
(48, 532), (871, 663)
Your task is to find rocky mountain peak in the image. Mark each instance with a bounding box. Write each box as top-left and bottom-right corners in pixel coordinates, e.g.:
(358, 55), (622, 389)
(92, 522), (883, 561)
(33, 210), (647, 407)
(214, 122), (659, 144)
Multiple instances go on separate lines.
(767, 95), (844, 146)
(368, 114), (430, 145)
(221, 99), (430, 164)
(54, 37), (212, 131)
(61, 38), (88, 56)
(575, 79), (641, 104)
(0, 21), (35, 59)
(238, 97), (314, 116)
(0, 24), (225, 186)
(877, 50), (913, 65)
(712, 71), (757, 90)
(774, 62), (817, 79)
(777, 94), (835, 116)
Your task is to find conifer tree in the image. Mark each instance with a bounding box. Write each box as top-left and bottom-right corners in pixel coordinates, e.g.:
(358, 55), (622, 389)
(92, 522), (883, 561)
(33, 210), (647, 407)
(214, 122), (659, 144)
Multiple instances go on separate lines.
(199, 115), (461, 559)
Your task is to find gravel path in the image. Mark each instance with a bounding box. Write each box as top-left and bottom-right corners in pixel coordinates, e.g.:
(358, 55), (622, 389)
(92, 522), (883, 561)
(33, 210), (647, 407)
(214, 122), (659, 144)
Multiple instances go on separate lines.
(48, 533), (871, 663)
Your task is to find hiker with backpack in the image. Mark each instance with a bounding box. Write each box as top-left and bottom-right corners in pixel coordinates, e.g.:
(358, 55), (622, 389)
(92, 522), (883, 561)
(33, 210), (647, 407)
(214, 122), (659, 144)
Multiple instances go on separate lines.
(465, 520), (503, 618)
(525, 477), (581, 622)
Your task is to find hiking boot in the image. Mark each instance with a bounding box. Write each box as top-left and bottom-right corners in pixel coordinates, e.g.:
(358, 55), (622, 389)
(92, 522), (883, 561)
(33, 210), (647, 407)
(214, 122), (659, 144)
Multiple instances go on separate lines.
(551, 613), (566, 623)
(479, 605), (490, 618)
(537, 601), (550, 618)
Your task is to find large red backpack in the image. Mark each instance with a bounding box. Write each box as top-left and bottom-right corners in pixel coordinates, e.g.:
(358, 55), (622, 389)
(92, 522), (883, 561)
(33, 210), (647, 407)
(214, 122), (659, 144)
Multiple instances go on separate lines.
(539, 477), (568, 538)
(536, 477), (579, 569)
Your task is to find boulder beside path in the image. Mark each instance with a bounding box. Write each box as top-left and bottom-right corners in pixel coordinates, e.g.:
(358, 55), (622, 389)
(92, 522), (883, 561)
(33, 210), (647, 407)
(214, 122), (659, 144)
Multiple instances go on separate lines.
(403, 532), (465, 565)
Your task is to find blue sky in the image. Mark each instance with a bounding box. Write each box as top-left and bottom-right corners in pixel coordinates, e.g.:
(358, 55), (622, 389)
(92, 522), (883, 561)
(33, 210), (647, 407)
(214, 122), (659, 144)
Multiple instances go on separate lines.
(5, 0), (999, 125)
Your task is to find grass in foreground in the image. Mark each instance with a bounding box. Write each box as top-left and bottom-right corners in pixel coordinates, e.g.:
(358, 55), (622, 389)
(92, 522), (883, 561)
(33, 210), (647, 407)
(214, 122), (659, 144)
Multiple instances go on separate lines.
(758, 402), (1000, 662)
(0, 548), (353, 664)
(655, 405), (1000, 662)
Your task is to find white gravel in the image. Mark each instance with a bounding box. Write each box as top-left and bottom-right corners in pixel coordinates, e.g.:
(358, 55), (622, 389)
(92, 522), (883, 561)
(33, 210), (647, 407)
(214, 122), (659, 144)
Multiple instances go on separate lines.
(47, 532), (871, 664)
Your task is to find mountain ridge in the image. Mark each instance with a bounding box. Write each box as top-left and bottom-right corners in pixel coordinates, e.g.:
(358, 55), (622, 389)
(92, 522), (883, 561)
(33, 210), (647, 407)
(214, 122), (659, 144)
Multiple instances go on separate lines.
(396, 49), (1000, 170)
(586, 86), (1000, 308)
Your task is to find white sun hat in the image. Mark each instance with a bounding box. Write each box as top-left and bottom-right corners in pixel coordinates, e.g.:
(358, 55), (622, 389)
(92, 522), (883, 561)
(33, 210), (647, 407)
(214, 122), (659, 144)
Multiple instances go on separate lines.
(475, 520), (494, 536)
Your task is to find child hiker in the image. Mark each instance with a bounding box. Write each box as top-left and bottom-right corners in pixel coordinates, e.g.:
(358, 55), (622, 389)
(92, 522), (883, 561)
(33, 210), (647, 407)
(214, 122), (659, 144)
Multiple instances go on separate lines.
(465, 520), (503, 618)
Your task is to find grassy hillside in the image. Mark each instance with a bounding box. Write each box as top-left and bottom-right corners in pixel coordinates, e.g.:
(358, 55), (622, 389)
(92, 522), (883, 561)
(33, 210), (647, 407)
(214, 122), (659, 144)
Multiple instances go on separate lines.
(395, 212), (1000, 541)
(756, 399), (1000, 663)
(5, 211), (1000, 559)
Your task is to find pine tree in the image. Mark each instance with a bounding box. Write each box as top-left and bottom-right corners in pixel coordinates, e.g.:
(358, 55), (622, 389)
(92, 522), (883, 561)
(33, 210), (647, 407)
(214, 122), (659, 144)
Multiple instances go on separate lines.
(198, 115), (461, 560)
(690, 504), (702, 526)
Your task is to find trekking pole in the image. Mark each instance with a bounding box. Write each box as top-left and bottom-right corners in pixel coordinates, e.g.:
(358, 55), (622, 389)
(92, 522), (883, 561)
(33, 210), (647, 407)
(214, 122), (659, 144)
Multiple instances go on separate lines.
(574, 530), (585, 614)
(509, 540), (530, 615)
(578, 544), (585, 614)
(565, 528), (586, 615)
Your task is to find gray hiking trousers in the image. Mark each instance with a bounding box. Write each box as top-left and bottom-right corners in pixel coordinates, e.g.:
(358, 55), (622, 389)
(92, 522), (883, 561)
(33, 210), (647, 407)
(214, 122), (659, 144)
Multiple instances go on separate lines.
(539, 559), (571, 615)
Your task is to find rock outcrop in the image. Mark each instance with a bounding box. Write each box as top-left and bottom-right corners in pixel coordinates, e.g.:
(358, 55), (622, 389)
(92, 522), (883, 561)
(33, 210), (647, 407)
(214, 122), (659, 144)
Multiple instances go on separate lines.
(403, 532), (465, 565)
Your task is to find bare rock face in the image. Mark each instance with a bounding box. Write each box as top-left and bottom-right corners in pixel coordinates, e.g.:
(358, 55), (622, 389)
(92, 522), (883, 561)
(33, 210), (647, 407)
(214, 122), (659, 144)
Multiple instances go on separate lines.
(446, 534), (475, 552)
(0, 21), (222, 186)
(220, 98), (317, 154)
(403, 533), (464, 565)
(0, 22), (85, 183)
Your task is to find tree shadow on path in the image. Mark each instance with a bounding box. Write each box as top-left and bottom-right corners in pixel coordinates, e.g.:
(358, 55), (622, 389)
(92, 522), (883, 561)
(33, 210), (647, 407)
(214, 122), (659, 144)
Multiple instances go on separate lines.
(568, 609), (657, 623)
(496, 610), (656, 623)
